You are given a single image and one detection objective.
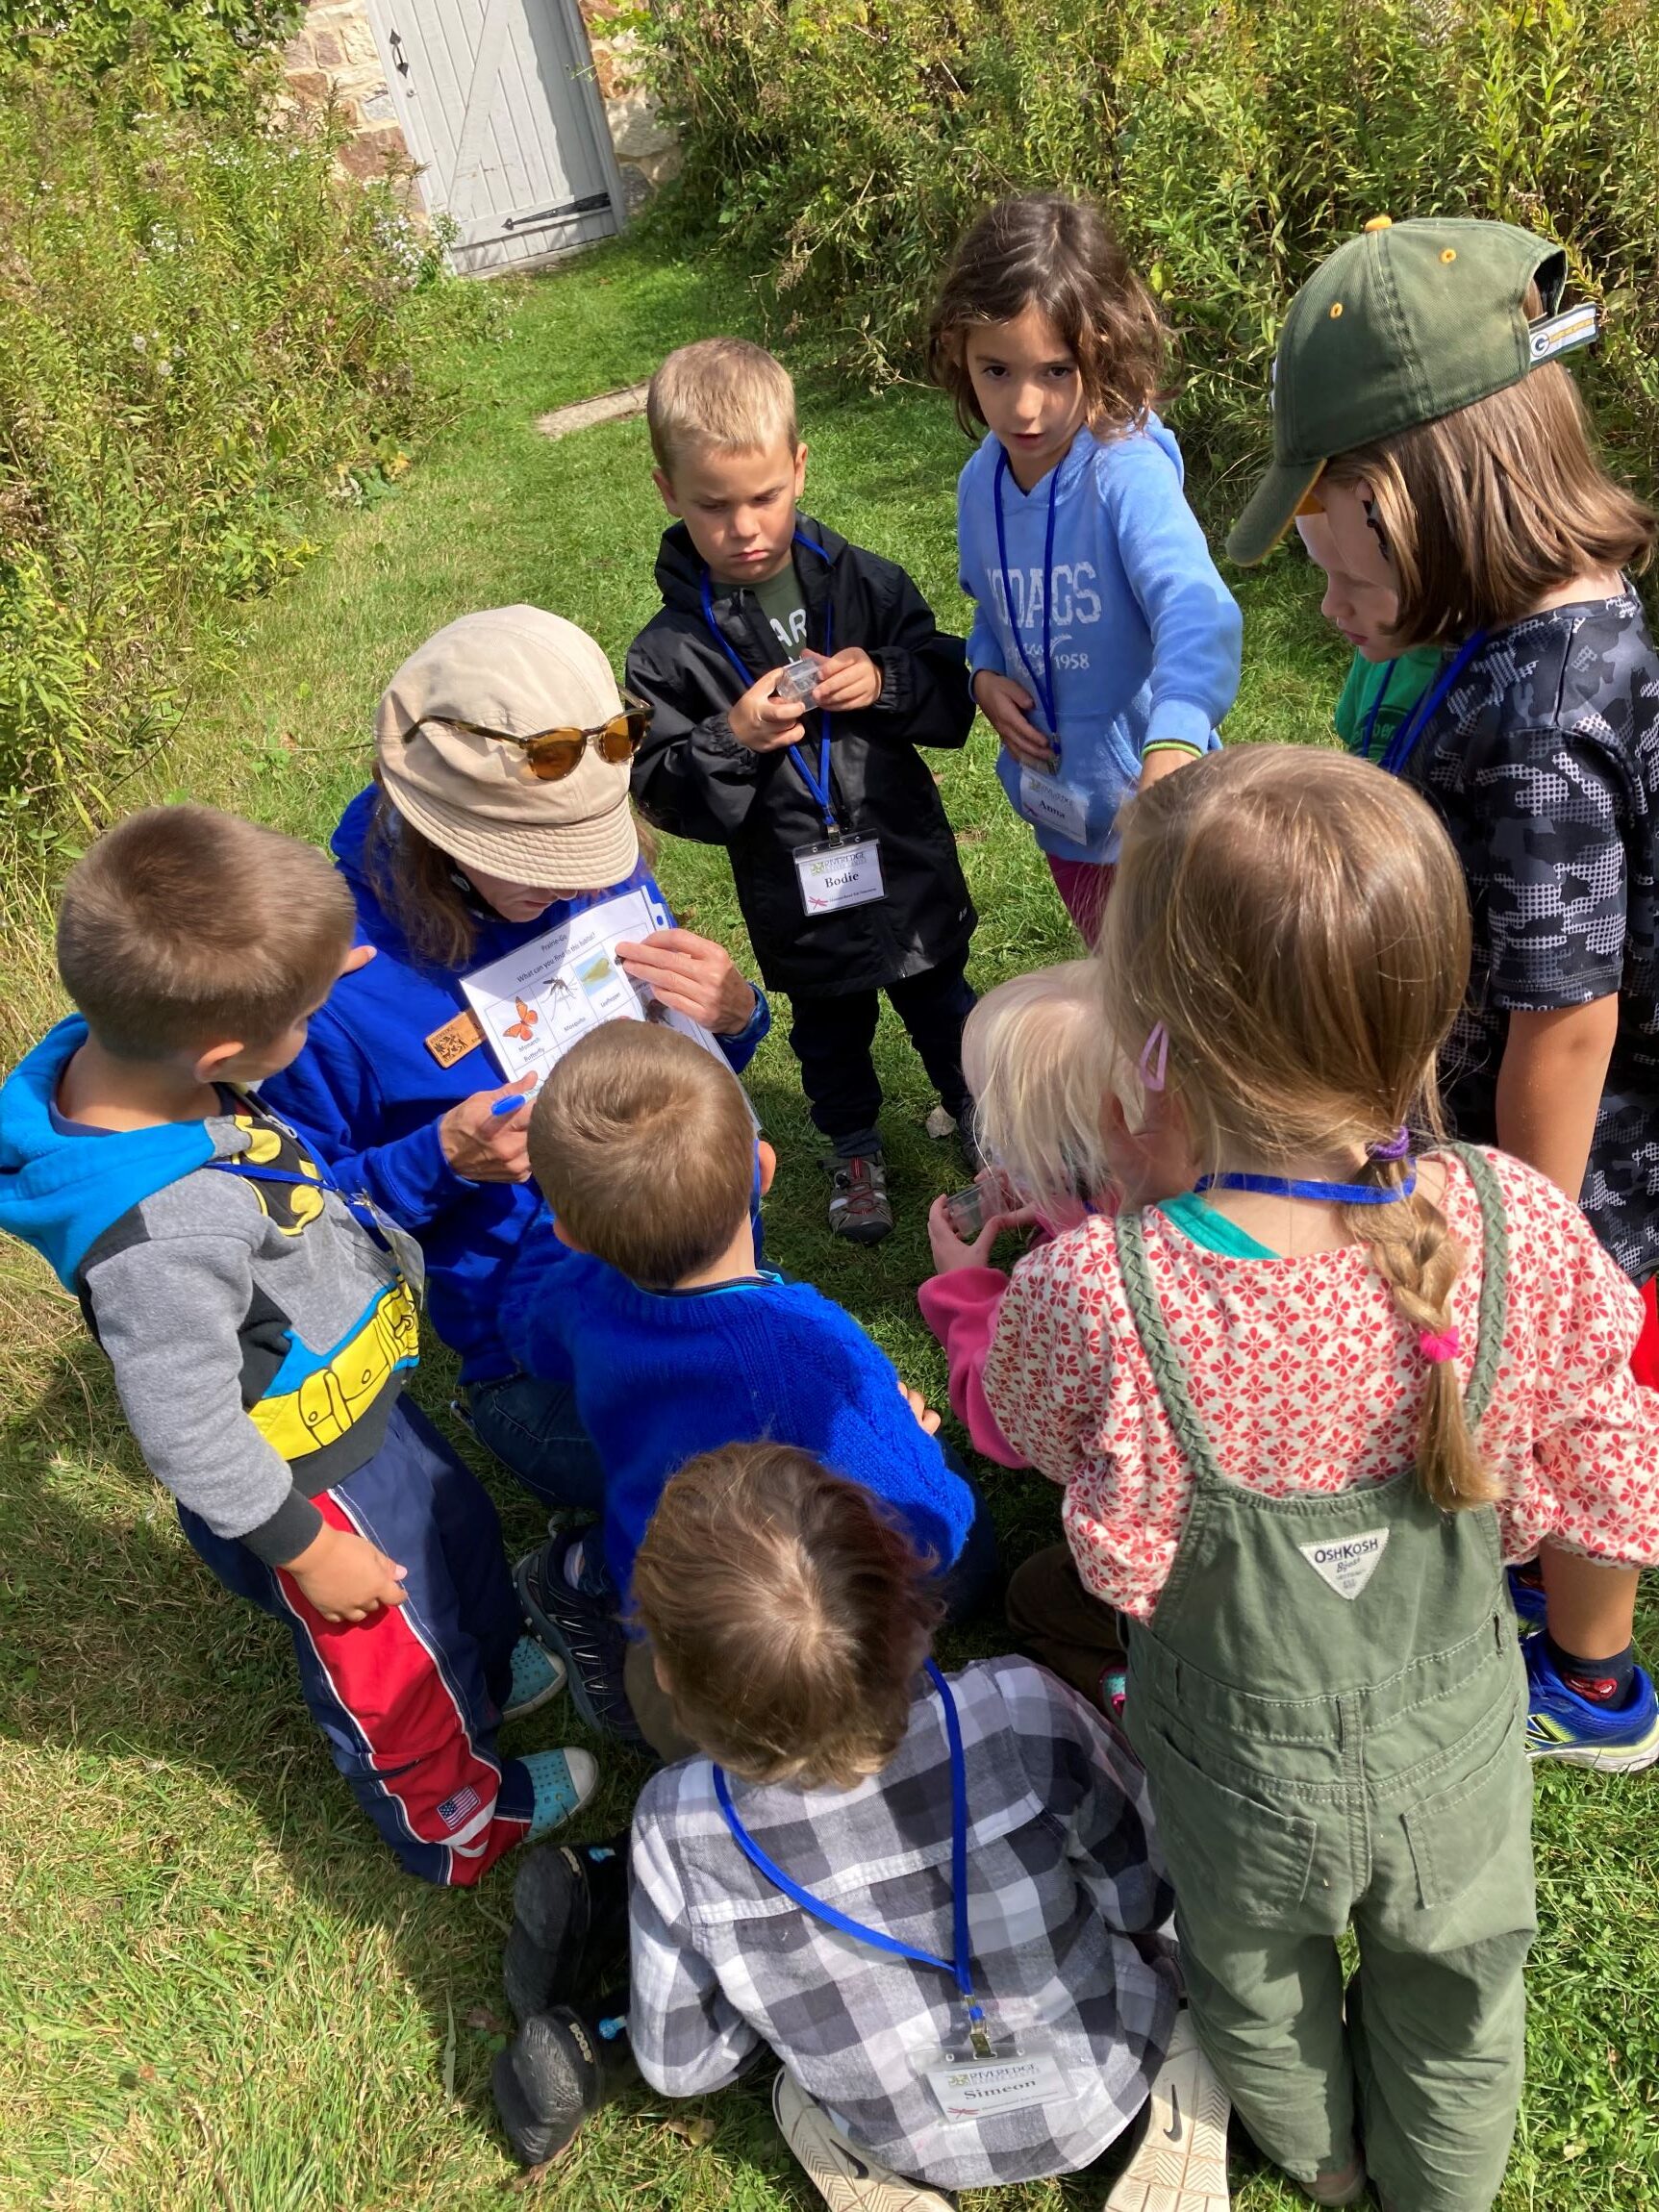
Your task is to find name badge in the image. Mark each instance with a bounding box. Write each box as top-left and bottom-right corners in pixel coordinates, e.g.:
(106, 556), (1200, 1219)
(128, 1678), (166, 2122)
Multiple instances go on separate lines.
(1018, 766), (1092, 843)
(923, 2049), (1070, 2122)
(425, 1008), (486, 1068)
(795, 836), (885, 916)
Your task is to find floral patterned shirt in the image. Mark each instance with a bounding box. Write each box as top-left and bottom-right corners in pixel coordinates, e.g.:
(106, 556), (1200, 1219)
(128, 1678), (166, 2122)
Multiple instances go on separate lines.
(982, 1149), (1659, 1622)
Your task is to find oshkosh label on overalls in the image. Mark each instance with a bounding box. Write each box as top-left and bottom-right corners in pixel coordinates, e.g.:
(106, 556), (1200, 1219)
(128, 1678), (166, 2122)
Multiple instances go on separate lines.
(1297, 1528), (1390, 1599)
(794, 836), (885, 916)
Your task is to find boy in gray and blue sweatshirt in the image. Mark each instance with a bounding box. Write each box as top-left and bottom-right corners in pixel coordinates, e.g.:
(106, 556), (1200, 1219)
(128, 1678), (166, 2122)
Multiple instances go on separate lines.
(0, 804), (593, 1881)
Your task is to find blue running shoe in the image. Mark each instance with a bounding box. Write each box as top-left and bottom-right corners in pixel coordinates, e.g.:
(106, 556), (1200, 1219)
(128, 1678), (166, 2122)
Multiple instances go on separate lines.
(1506, 1564), (1548, 1632)
(1523, 1633), (1659, 1772)
(503, 1636), (566, 1724)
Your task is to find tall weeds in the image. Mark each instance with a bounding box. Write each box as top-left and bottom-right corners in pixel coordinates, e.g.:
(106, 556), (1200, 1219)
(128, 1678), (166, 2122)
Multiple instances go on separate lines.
(0, 8), (480, 842)
(641, 0), (1659, 490)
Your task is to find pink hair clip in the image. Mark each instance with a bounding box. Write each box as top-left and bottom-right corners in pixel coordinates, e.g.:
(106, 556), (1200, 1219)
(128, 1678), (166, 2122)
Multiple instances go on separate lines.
(1419, 1326), (1461, 1364)
(1138, 1021), (1169, 1093)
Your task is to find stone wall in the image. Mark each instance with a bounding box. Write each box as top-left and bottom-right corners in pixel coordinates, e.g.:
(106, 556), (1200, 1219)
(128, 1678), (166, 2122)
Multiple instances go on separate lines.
(282, 0), (407, 185)
(281, 0), (681, 208)
(578, 0), (682, 212)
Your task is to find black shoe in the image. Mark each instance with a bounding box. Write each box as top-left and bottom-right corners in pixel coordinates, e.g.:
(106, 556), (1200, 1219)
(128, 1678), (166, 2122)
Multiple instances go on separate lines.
(492, 1998), (637, 2169)
(826, 1151), (893, 1244)
(515, 1535), (645, 1745)
(503, 1833), (631, 2022)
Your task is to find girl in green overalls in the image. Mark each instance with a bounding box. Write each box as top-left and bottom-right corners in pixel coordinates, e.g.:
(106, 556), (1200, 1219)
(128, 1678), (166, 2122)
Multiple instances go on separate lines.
(963, 745), (1659, 2211)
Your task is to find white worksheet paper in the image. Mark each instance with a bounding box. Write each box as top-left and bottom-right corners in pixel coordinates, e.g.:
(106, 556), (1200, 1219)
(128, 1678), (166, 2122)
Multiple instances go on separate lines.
(460, 887), (723, 1086)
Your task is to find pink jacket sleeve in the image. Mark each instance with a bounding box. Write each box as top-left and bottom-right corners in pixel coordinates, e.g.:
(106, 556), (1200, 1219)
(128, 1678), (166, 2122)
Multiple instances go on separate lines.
(917, 1267), (1028, 1468)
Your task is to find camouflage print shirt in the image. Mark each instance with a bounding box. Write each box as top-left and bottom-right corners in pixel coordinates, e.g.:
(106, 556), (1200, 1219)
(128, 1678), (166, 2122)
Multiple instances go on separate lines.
(1405, 592), (1659, 1285)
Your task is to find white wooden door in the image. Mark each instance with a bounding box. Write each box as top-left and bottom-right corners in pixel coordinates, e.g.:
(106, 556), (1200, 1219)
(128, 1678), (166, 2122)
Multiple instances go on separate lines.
(365, 0), (623, 274)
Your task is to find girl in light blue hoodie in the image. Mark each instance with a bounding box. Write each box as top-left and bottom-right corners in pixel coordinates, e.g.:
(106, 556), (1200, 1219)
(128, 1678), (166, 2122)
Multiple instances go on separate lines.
(929, 194), (1243, 942)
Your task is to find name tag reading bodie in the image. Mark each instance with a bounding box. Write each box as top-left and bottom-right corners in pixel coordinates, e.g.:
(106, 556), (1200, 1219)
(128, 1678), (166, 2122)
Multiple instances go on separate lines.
(1018, 765), (1092, 844)
(795, 836), (885, 916)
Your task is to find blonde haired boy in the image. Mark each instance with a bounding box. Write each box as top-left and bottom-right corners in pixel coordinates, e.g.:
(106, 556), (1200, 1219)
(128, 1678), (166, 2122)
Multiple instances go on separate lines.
(627, 337), (980, 1244)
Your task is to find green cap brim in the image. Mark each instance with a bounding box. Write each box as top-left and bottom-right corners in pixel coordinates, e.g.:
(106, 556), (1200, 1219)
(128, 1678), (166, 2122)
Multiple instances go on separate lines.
(1225, 455), (1327, 566)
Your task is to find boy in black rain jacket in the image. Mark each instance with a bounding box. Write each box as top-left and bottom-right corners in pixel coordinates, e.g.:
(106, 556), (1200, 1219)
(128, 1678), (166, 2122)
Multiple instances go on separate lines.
(626, 339), (978, 1244)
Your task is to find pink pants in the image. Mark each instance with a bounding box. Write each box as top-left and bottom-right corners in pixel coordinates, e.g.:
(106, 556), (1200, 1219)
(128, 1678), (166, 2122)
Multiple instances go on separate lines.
(1046, 854), (1116, 946)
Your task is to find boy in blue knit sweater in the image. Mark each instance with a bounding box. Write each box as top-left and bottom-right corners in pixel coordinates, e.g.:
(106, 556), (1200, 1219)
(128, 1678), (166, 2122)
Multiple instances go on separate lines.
(504, 1023), (998, 1756)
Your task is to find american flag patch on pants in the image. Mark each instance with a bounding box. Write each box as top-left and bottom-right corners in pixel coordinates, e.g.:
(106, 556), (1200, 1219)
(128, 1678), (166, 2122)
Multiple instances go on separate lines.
(438, 1784), (483, 1828)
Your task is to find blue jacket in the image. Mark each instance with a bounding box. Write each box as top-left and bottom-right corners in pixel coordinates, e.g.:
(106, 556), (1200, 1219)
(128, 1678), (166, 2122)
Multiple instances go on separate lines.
(262, 788), (770, 1384)
(498, 1228), (978, 1597)
(0, 1017), (214, 1288)
(957, 419), (1242, 864)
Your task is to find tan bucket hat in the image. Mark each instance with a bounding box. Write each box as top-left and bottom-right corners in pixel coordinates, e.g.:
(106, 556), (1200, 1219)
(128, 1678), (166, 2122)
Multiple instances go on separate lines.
(374, 606), (640, 888)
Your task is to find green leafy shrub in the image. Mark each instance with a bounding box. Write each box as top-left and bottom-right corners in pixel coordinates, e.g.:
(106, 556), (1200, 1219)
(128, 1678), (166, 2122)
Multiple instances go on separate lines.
(640, 0), (1659, 486)
(0, 9), (478, 839)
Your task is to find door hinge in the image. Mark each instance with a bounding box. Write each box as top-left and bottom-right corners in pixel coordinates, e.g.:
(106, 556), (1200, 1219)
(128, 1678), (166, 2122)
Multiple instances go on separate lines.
(501, 191), (612, 233)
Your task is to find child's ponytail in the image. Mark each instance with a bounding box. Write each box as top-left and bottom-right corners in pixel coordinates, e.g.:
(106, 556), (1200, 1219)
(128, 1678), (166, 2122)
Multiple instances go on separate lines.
(1341, 1179), (1497, 1511)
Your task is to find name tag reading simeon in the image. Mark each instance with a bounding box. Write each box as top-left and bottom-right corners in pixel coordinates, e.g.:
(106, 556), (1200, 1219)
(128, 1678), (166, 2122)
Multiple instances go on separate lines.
(795, 836), (886, 917)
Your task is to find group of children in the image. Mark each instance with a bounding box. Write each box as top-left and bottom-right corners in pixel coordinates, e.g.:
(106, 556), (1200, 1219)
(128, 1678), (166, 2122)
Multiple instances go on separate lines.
(2, 195), (1657, 2212)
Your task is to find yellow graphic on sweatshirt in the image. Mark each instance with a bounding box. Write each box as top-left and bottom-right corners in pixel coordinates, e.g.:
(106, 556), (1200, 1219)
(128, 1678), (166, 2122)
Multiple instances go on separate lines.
(230, 1116), (326, 1234)
(250, 1278), (420, 1460)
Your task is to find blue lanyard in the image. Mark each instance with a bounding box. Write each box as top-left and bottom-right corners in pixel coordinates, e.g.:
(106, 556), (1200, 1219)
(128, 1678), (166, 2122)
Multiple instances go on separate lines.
(1358, 661), (1395, 761)
(713, 1659), (988, 2048)
(1196, 1168), (1417, 1206)
(205, 1098), (393, 1254)
(698, 533), (839, 834)
(1377, 632), (1487, 778)
(992, 450), (1062, 735)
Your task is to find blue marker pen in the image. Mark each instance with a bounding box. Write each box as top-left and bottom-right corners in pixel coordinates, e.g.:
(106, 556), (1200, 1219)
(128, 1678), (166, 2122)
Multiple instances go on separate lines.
(491, 1088), (536, 1117)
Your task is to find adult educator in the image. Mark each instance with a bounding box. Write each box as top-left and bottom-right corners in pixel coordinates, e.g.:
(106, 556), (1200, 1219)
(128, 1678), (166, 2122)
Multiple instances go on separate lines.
(264, 607), (769, 1505)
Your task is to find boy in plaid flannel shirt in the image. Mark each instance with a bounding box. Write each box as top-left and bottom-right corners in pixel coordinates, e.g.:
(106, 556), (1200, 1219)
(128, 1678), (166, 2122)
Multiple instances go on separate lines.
(492, 1443), (1231, 2211)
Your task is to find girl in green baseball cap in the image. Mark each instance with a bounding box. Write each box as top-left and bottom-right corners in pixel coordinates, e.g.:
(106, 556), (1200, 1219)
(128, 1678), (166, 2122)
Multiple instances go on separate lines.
(1236, 215), (1659, 1775)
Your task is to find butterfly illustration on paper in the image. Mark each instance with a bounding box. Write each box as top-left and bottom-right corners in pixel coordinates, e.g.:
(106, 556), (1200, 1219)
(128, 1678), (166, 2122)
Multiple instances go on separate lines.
(503, 996), (540, 1043)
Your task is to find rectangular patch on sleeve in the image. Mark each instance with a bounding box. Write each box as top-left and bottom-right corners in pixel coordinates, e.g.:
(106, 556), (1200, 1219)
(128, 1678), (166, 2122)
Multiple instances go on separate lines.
(1297, 1528), (1389, 1600)
(425, 1008), (486, 1068)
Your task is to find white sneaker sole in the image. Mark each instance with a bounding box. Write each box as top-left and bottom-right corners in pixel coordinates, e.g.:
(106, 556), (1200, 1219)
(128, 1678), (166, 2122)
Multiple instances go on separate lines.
(1525, 1732), (1659, 1772)
(1103, 2010), (1231, 2212)
(772, 2070), (954, 2212)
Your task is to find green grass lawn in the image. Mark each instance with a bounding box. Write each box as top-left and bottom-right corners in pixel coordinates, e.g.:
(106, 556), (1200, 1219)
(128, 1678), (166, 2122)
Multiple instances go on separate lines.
(1, 237), (1653, 2211)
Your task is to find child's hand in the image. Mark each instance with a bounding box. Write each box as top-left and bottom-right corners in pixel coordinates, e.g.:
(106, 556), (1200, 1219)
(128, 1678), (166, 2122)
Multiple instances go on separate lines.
(803, 646), (882, 713)
(616, 930), (757, 1034)
(927, 1190), (1029, 1274)
(972, 669), (1055, 769)
(728, 668), (809, 752)
(440, 1075), (536, 1182)
(1136, 746), (1199, 796)
(896, 1380), (943, 1436)
(286, 1521), (409, 1623)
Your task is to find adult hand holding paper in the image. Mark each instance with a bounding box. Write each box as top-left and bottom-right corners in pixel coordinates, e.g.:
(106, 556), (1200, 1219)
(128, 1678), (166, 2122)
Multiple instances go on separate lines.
(615, 929), (756, 1035)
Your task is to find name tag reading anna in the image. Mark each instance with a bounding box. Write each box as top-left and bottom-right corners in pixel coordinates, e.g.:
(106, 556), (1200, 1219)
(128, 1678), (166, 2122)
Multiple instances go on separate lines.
(1018, 765), (1092, 844)
(794, 836), (886, 917)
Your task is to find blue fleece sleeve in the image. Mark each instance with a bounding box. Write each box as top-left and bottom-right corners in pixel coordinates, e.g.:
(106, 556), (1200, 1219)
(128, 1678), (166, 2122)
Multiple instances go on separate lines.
(787, 1295), (978, 1570)
(494, 1212), (581, 1386)
(957, 459), (1006, 680)
(1101, 439), (1243, 753)
(263, 1009), (466, 1232)
(716, 986), (770, 1074)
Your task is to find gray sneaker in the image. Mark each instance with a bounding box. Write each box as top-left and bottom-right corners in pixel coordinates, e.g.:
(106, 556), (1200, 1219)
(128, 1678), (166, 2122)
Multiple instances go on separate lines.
(1103, 2009), (1232, 2210)
(772, 2070), (953, 2211)
(826, 1152), (893, 1244)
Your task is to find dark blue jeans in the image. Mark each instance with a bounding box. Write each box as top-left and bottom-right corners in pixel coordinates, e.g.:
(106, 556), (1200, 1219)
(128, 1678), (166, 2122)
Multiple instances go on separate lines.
(466, 1370), (606, 1515)
(937, 1452), (1002, 1626)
